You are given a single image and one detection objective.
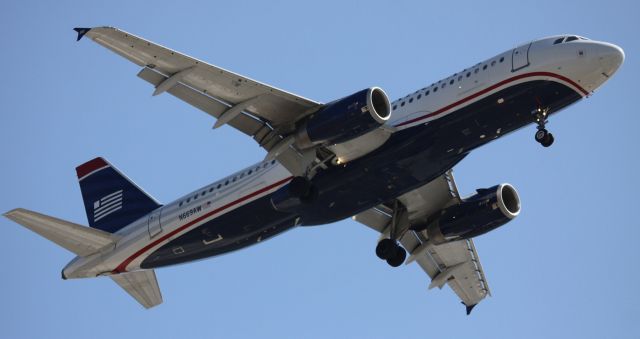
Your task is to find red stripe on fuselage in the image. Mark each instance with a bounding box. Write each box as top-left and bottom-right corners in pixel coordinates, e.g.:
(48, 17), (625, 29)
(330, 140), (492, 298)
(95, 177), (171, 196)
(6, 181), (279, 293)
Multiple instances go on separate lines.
(394, 72), (589, 128)
(112, 176), (293, 273)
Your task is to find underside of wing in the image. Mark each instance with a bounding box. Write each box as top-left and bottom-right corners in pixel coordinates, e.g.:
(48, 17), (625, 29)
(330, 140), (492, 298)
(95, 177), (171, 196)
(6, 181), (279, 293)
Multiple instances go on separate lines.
(352, 170), (491, 313)
(76, 26), (324, 174)
(75, 27), (396, 177)
(79, 26), (320, 128)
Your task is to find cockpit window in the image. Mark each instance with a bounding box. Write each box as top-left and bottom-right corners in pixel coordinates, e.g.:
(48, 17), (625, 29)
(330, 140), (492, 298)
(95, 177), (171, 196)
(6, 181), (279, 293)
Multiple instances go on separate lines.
(555, 36), (581, 45)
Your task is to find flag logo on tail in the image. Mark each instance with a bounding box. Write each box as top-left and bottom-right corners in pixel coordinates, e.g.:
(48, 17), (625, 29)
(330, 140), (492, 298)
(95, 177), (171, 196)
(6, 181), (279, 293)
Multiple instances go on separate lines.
(93, 190), (123, 222)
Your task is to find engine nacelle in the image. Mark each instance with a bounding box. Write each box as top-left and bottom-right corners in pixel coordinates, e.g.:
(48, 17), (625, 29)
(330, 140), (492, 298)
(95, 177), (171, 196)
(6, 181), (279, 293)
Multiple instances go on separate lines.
(295, 87), (391, 148)
(426, 184), (521, 245)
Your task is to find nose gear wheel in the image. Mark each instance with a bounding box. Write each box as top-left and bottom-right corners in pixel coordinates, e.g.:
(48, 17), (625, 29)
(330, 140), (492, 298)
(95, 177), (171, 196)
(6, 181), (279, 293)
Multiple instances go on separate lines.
(532, 107), (554, 147)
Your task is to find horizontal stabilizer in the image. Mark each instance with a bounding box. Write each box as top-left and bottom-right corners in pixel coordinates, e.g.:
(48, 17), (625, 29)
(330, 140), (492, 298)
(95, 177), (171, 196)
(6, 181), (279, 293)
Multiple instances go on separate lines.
(4, 208), (117, 257)
(111, 270), (163, 309)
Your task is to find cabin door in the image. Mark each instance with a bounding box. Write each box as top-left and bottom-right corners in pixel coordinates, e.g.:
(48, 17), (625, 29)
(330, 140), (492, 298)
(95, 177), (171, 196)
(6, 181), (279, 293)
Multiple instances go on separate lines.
(512, 42), (532, 72)
(148, 208), (163, 238)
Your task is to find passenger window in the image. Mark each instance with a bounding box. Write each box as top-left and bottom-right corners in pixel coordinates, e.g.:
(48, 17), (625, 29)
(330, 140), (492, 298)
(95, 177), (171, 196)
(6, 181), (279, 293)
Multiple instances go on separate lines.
(482, 65), (488, 70)
(248, 170), (253, 175)
(194, 194), (198, 200)
(202, 191), (206, 196)
(449, 79), (454, 85)
(425, 90), (430, 95)
(409, 98), (413, 103)
(458, 75), (462, 82)
(499, 57), (504, 63)
(491, 60), (496, 66)
(441, 83), (446, 89)
(209, 188), (213, 193)
(186, 198), (190, 203)
(225, 180), (229, 186)
(393, 105), (397, 110)
(217, 183), (222, 189)
(433, 87), (438, 92)
(179, 201), (183, 207)
(271, 160), (276, 165)
(466, 72), (471, 77)
(474, 68), (479, 74)
(417, 94), (421, 99)
(401, 102), (405, 107)
(232, 176), (237, 182)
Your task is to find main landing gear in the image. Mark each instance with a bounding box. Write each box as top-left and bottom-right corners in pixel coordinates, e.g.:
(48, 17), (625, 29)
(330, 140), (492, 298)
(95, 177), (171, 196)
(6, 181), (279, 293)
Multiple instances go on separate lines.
(533, 107), (554, 147)
(376, 238), (406, 267)
(375, 201), (407, 267)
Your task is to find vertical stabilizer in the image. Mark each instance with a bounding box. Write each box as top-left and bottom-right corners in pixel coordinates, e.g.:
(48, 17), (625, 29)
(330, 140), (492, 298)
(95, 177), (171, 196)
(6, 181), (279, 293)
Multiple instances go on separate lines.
(76, 157), (161, 233)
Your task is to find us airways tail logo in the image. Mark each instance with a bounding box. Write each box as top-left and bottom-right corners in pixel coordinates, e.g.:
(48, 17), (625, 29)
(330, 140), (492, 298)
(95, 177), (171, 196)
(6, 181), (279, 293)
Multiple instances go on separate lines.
(93, 190), (123, 222)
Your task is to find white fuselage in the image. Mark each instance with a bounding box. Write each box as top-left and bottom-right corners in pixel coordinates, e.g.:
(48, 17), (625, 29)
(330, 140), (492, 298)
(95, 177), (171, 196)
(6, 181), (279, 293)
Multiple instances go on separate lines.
(63, 35), (623, 279)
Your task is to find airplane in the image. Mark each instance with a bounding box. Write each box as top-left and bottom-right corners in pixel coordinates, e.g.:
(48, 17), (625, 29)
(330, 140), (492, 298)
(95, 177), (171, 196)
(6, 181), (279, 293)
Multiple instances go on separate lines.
(4, 27), (623, 313)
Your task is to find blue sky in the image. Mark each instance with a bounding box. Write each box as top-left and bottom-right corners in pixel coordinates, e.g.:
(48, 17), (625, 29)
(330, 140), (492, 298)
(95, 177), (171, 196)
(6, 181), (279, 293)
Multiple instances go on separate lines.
(1, 1), (638, 338)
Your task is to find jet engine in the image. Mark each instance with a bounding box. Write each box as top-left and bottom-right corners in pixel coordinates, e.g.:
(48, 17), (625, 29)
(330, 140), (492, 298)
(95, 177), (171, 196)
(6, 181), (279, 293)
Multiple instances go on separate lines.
(295, 87), (391, 148)
(426, 184), (521, 245)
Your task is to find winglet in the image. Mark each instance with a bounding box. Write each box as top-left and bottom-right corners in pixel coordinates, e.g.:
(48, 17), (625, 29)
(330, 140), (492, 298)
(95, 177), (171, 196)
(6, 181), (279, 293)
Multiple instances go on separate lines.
(462, 302), (477, 315)
(73, 27), (91, 41)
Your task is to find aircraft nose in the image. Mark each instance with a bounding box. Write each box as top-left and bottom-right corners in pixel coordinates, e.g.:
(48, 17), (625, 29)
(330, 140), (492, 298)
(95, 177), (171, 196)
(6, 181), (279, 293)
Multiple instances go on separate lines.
(597, 42), (624, 77)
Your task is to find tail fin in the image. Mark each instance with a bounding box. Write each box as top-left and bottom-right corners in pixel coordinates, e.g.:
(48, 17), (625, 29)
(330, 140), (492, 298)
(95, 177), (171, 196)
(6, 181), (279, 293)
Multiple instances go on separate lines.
(76, 157), (161, 233)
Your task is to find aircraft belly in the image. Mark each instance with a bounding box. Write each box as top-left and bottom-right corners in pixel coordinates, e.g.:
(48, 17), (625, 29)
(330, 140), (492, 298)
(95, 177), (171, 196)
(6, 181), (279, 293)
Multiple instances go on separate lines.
(140, 195), (297, 269)
(141, 79), (581, 268)
(299, 79), (581, 225)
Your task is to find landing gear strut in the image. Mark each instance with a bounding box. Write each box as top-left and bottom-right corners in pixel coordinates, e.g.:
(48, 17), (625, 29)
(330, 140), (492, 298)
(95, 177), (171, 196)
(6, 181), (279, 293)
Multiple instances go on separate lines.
(375, 201), (407, 267)
(533, 108), (554, 147)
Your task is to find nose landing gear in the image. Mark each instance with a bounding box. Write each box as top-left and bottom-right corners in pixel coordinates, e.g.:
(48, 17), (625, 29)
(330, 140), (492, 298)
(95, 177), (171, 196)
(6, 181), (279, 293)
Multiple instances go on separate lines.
(533, 108), (554, 147)
(535, 128), (554, 147)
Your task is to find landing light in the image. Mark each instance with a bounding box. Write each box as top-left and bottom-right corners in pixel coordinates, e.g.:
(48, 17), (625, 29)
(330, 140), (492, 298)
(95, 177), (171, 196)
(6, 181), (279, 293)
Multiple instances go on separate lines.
(497, 98), (504, 104)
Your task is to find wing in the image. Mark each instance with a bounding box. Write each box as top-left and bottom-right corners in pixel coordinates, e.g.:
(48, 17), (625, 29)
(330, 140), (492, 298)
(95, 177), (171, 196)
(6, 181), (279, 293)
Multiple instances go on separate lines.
(111, 269), (163, 309)
(75, 27), (322, 174)
(352, 171), (490, 314)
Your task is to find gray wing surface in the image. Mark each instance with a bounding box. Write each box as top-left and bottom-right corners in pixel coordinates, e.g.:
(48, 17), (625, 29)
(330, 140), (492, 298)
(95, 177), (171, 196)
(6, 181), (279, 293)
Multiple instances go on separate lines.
(352, 171), (490, 313)
(77, 26), (323, 173)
